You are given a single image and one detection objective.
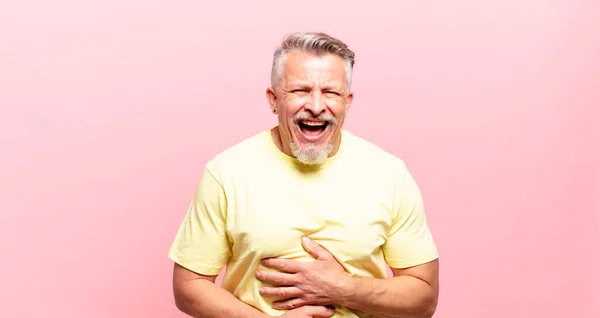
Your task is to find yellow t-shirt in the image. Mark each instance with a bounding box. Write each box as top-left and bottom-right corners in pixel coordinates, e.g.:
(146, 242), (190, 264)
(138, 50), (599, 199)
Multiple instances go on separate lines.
(168, 129), (438, 317)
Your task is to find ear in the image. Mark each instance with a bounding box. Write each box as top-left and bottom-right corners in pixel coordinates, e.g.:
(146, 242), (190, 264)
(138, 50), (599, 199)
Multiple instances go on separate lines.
(344, 91), (354, 114)
(266, 87), (278, 114)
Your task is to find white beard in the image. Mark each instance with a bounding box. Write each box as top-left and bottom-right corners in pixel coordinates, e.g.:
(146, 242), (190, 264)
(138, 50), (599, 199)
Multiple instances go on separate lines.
(290, 140), (335, 166)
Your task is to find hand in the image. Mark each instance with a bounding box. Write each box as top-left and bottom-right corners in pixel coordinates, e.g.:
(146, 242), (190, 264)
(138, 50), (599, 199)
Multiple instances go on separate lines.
(279, 305), (336, 318)
(256, 236), (351, 310)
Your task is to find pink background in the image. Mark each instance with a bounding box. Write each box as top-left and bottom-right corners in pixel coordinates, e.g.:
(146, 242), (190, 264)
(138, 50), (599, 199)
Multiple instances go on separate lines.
(1, 1), (598, 317)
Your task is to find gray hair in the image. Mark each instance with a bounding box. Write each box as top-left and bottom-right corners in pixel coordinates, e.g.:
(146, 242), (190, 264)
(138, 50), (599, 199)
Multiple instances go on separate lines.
(270, 32), (355, 92)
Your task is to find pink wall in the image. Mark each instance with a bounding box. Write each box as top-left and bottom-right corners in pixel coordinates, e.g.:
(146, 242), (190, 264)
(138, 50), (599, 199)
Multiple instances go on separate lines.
(1, 1), (598, 317)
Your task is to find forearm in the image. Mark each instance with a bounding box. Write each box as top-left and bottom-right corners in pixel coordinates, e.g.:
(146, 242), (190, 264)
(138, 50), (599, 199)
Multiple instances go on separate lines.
(174, 279), (269, 318)
(337, 275), (437, 318)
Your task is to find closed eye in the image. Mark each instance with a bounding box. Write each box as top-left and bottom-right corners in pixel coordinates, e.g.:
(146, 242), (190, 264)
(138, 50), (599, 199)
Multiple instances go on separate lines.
(290, 88), (311, 94)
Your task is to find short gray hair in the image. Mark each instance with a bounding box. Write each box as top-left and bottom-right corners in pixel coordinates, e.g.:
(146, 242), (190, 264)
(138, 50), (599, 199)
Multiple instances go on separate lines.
(270, 32), (355, 92)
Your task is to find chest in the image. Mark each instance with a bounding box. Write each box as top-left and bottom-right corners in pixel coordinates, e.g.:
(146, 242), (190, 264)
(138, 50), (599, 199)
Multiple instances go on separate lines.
(223, 170), (394, 265)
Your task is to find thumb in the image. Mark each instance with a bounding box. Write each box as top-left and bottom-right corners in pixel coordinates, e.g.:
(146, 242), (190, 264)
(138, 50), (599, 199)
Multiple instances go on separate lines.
(301, 236), (331, 260)
(304, 305), (336, 317)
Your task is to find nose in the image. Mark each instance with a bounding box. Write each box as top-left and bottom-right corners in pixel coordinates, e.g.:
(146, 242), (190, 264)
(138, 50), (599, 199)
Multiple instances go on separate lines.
(304, 91), (326, 115)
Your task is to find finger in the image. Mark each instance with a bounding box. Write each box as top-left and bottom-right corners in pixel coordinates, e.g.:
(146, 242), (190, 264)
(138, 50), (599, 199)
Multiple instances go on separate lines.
(272, 297), (306, 310)
(303, 305), (336, 317)
(256, 270), (297, 286)
(261, 258), (303, 273)
(301, 236), (332, 260)
(259, 286), (303, 299)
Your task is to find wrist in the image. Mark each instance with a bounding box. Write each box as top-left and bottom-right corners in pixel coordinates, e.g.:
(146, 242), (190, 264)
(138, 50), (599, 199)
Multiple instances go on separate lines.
(334, 274), (360, 307)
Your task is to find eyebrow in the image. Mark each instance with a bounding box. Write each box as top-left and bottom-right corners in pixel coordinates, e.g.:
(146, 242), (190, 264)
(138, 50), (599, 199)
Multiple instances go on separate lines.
(287, 83), (312, 90)
(286, 83), (343, 91)
(321, 85), (342, 91)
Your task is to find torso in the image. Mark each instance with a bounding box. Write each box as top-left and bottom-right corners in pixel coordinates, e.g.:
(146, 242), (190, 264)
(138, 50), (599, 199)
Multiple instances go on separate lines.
(216, 130), (398, 317)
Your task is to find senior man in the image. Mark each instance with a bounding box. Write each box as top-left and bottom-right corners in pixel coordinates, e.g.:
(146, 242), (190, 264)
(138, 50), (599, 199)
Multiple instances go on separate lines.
(168, 32), (440, 318)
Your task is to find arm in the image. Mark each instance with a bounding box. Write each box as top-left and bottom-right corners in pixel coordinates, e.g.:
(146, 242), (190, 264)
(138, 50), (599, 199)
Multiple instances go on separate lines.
(257, 162), (439, 317)
(169, 166), (269, 317)
(173, 263), (269, 318)
(336, 260), (439, 318)
(257, 239), (438, 318)
(335, 162), (439, 318)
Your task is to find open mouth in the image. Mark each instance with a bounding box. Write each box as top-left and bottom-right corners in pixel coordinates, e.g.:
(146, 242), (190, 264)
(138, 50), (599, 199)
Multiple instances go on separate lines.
(297, 120), (329, 138)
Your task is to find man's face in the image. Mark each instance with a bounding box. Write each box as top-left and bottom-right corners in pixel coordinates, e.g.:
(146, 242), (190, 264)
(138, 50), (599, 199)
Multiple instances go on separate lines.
(267, 51), (353, 165)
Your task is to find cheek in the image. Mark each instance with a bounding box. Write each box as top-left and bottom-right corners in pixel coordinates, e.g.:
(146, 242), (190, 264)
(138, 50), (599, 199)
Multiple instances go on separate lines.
(285, 96), (308, 110)
(280, 106), (302, 121)
(277, 110), (296, 133)
(328, 101), (346, 118)
(278, 109), (294, 121)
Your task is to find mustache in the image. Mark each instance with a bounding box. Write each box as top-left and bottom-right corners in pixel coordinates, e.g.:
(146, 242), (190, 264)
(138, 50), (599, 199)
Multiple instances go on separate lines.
(293, 112), (337, 125)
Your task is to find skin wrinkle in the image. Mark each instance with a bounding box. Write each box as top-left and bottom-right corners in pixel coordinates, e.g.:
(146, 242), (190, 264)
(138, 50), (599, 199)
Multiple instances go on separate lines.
(266, 50), (354, 166)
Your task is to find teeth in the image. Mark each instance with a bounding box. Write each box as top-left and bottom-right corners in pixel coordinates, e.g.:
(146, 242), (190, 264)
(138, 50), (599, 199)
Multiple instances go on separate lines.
(300, 121), (326, 126)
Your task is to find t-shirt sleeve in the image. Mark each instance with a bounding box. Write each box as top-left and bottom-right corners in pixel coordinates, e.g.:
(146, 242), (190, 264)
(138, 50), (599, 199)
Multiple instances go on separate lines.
(382, 163), (439, 269)
(168, 166), (231, 275)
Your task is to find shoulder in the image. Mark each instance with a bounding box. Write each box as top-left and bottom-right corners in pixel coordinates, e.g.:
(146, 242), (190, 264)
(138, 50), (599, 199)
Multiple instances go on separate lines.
(203, 130), (270, 178)
(342, 130), (421, 204)
(342, 130), (409, 174)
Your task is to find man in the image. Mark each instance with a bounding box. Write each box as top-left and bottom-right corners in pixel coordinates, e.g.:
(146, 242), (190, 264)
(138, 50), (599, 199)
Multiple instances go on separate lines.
(168, 32), (440, 318)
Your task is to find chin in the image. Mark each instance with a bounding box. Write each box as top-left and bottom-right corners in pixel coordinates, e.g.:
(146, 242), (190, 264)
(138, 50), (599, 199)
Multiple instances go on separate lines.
(290, 141), (335, 166)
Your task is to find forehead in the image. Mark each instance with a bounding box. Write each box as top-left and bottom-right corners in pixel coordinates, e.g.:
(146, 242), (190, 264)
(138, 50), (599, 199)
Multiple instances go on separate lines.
(282, 51), (347, 85)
